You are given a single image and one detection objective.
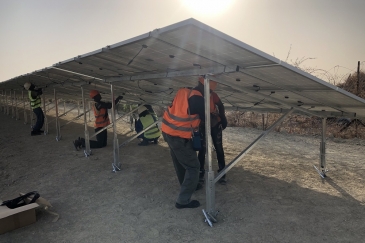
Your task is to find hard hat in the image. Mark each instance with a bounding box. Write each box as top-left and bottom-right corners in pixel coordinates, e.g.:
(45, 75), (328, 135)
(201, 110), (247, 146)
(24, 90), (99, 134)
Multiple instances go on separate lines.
(89, 90), (99, 99)
(138, 105), (148, 114)
(24, 82), (31, 90)
(199, 76), (217, 91)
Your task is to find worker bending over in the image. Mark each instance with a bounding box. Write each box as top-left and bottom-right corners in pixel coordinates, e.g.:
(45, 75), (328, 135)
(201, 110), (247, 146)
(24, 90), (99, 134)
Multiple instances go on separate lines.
(134, 105), (161, 146)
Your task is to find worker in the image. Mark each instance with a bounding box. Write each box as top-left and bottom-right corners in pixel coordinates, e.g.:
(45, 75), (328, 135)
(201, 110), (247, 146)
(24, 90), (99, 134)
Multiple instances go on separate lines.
(73, 90), (123, 150)
(134, 105), (161, 146)
(197, 76), (228, 184)
(162, 75), (217, 209)
(24, 82), (44, 136)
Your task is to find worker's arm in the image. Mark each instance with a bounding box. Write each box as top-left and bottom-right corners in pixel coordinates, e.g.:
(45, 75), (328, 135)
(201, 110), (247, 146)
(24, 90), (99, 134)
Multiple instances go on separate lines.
(95, 96), (123, 110)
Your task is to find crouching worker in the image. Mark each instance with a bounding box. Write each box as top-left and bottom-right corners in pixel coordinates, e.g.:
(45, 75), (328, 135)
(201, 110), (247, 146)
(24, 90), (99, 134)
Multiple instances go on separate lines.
(135, 105), (161, 146)
(24, 82), (45, 136)
(73, 90), (123, 150)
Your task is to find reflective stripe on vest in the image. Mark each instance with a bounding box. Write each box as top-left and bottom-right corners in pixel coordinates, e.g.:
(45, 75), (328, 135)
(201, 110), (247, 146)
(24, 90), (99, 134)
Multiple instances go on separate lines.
(93, 103), (110, 128)
(161, 88), (201, 139)
(140, 114), (161, 139)
(28, 91), (41, 109)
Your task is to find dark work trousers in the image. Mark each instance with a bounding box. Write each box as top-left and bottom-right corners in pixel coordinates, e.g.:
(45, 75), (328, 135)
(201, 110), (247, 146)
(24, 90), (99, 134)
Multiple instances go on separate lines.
(32, 107), (44, 132)
(162, 132), (200, 205)
(81, 127), (108, 149)
(198, 123), (226, 177)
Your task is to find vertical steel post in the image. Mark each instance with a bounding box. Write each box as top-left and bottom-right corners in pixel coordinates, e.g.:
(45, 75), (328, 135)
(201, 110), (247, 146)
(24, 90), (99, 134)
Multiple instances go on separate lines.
(88, 101), (91, 122)
(22, 91), (27, 124)
(204, 75), (215, 214)
(42, 92), (48, 134)
(320, 117), (327, 175)
(78, 101), (80, 116)
(6, 91), (9, 115)
(1, 90), (4, 113)
(82, 87), (91, 156)
(54, 89), (61, 141)
(15, 91), (19, 120)
(110, 84), (121, 171)
(30, 101), (34, 129)
(11, 91), (15, 118)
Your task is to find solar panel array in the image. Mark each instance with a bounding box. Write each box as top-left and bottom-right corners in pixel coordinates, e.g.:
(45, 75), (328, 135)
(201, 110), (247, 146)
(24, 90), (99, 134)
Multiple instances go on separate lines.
(1, 18), (364, 119)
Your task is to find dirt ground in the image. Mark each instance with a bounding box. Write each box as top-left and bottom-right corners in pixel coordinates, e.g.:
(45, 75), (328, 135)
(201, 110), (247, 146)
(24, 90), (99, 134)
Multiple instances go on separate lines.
(1, 109), (365, 243)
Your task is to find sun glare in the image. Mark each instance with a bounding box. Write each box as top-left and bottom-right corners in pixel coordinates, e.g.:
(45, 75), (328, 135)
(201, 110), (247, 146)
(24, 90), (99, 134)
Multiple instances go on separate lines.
(181, 0), (235, 15)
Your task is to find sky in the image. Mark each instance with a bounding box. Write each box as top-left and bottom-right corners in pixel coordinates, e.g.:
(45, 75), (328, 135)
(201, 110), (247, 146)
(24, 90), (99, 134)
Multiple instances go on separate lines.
(0, 0), (364, 83)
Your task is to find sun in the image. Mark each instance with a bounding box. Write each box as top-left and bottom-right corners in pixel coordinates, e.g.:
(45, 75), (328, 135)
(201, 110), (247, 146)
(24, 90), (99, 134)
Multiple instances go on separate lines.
(181, 0), (235, 15)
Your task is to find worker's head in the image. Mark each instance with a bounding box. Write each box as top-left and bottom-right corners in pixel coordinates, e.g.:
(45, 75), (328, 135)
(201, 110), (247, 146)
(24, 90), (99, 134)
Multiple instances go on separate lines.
(89, 89), (101, 102)
(24, 82), (32, 90)
(198, 76), (217, 91)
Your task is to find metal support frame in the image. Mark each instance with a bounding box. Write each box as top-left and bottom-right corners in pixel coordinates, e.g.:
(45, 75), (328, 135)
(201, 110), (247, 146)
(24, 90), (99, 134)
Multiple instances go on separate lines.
(1, 90), (5, 114)
(110, 84), (121, 172)
(77, 101), (80, 116)
(203, 104), (295, 226)
(119, 120), (159, 148)
(29, 101), (34, 128)
(59, 109), (90, 127)
(11, 91), (15, 118)
(81, 87), (91, 156)
(202, 75), (219, 227)
(90, 104), (142, 140)
(54, 89), (61, 141)
(14, 91), (19, 120)
(42, 92), (48, 134)
(314, 117), (328, 178)
(22, 91), (28, 124)
(6, 91), (9, 115)
(88, 101), (91, 122)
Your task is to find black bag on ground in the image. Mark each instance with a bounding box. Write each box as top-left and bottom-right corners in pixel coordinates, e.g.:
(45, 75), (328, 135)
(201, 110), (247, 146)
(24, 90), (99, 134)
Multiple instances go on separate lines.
(0, 191), (40, 209)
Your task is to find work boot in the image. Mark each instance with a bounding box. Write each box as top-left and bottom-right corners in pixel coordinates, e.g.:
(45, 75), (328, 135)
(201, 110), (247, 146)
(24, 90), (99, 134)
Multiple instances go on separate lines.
(31, 130), (42, 136)
(153, 138), (158, 144)
(175, 200), (200, 209)
(138, 139), (149, 146)
(199, 171), (205, 183)
(195, 183), (203, 191)
(218, 175), (227, 185)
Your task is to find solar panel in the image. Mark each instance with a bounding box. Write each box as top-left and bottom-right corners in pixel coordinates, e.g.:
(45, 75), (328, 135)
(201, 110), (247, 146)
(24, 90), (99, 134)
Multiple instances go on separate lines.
(1, 18), (364, 119)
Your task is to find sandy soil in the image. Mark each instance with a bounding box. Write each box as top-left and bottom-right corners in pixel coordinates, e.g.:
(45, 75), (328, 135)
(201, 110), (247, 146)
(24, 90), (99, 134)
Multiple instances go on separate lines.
(1, 109), (365, 243)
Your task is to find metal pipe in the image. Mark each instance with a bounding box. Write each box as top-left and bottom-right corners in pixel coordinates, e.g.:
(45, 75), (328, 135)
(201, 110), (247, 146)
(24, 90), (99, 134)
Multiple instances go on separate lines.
(320, 117), (327, 174)
(111, 84), (121, 171)
(42, 92), (48, 134)
(82, 87), (91, 156)
(90, 105), (141, 139)
(215, 108), (295, 183)
(22, 91), (27, 124)
(11, 91), (15, 118)
(204, 75), (215, 216)
(119, 120), (159, 148)
(54, 89), (61, 141)
(15, 91), (19, 120)
(58, 109), (90, 127)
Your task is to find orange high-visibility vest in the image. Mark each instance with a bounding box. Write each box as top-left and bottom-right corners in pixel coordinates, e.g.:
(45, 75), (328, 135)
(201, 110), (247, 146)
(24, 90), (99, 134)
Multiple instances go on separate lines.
(162, 88), (202, 139)
(93, 103), (110, 128)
